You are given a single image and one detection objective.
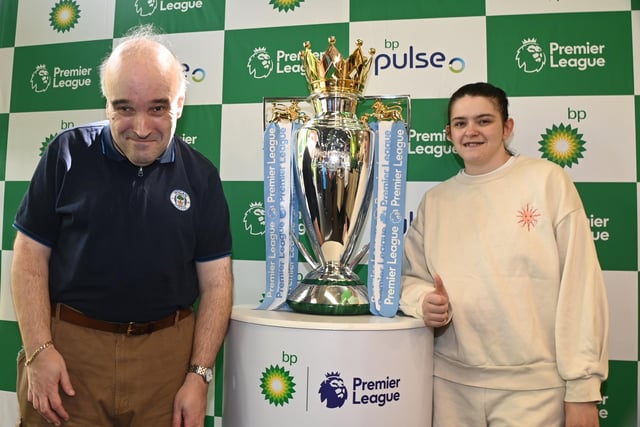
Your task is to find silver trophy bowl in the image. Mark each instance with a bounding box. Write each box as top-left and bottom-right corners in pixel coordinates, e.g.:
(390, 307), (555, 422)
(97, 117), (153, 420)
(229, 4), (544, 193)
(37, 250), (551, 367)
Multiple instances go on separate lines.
(287, 92), (374, 315)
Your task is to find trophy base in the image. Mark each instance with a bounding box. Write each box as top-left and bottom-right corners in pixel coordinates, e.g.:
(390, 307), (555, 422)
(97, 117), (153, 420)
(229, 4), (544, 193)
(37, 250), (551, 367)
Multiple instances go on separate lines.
(286, 282), (370, 315)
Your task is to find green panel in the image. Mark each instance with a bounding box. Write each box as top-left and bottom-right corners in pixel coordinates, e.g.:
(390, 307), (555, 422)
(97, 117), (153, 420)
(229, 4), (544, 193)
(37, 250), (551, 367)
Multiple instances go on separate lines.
(213, 344), (224, 417)
(176, 104), (222, 167)
(0, 0), (18, 47)
(0, 114), (8, 180)
(113, 0), (225, 36)
(349, 0), (485, 21)
(222, 181), (266, 261)
(10, 40), (112, 113)
(636, 96), (640, 182)
(487, 12), (634, 96)
(632, 0), (640, 10)
(2, 181), (30, 250)
(575, 182), (637, 271)
(222, 24), (349, 104)
(402, 98), (463, 182)
(0, 320), (22, 392)
(599, 361), (637, 426)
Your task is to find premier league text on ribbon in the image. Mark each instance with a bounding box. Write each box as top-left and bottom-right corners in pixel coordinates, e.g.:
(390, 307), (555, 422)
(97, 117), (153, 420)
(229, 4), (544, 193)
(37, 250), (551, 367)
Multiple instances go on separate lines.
(260, 121), (298, 309)
(368, 120), (408, 317)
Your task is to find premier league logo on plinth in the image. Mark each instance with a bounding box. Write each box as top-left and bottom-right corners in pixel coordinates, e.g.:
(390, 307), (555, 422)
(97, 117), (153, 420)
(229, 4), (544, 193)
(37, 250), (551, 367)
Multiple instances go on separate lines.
(259, 37), (409, 316)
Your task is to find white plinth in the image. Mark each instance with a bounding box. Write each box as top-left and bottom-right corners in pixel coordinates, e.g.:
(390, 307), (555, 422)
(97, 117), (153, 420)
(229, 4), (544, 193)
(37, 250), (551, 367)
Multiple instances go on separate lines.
(222, 305), (433, 427)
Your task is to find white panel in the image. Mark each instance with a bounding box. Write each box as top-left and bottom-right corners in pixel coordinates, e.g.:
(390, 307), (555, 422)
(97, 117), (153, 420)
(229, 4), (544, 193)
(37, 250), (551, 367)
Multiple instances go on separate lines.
(232, 259), (268, 306)
(508, 95), (636, 183)
(486, 0), (630, 16)
(219, 102), (264, 181)
(350, 17), (487, 100)
(166, 31), (225, 106)
(6, 110), (106, 181)
(0, 391), (18, 427)
(15, 0), (115, 46)
(0, 49), (13, 114)
(225, 0), (348, 30)
(604, 270), (638, 361)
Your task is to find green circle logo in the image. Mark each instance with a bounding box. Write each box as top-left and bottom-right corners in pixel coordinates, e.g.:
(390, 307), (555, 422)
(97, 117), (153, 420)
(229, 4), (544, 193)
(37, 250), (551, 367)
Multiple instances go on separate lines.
(49, 0), (81, 33)
(269, 0), (304, 12)
(260, 365), (296, 406)
(40, 133), (57, 157)
(538, 123), (586, 168)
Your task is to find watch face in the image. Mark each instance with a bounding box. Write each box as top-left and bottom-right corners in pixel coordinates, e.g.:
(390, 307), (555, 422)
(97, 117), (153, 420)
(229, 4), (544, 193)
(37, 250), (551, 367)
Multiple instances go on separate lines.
(189, 365), (213, 384)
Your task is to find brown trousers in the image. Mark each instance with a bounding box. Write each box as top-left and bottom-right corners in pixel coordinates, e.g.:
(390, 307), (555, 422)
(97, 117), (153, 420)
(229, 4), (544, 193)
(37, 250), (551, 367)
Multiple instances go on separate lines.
(16, 311), (195, 427)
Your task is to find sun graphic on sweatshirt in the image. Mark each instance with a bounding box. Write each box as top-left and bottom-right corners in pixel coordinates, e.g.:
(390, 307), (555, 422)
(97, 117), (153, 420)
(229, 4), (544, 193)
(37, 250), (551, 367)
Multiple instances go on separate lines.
(517, 204), (541, 231)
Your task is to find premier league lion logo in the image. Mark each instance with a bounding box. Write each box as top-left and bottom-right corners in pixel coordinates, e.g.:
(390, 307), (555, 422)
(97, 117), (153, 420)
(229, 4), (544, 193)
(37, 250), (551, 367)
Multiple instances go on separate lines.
(135, 0), (157, 16)
(515, 38), (546, 73)
(247, 47), (274, 79)
(243, 201), (266, 236)
(30, 65), (51, 93)
(319, 372), (348, 409)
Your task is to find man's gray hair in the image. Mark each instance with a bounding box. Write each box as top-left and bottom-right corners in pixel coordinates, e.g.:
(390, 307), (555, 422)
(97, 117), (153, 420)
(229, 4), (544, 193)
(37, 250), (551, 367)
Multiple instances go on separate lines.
(99, 24), (187, 98)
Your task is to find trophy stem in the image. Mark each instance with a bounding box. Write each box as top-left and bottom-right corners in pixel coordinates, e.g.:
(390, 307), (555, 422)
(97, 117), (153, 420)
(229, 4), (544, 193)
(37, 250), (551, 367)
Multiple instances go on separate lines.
(287, 262), (369, 315)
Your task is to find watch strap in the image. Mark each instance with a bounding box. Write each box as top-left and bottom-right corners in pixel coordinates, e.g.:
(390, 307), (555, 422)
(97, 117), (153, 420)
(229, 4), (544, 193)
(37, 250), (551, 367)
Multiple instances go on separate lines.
(188, 364), (212, 384)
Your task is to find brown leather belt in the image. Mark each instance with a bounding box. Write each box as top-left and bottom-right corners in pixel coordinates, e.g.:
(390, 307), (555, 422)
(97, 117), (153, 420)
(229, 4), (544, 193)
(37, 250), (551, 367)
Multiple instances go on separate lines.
(52, 303), (193, 336)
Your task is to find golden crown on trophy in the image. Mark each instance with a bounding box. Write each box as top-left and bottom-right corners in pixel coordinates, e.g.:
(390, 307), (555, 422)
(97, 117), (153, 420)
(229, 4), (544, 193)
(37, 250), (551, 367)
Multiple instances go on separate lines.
(300, 36), (376, 95)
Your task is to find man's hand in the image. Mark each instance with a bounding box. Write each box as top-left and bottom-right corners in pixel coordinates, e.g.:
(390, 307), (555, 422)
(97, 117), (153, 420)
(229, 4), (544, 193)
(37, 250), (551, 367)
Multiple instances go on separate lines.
(27, 347), (75, 426)
(172, 374), (208, 427)
(565, 401), (600, 427)
(421, 274), (451, 328)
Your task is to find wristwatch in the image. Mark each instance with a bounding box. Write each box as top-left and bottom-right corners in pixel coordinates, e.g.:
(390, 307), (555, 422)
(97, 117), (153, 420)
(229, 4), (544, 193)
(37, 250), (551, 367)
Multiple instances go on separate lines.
(188, 364), (213, 384)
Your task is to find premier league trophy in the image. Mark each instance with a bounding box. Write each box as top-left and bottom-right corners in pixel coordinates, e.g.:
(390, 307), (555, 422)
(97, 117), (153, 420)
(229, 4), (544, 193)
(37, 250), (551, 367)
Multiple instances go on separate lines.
(285, 37), (376, 315)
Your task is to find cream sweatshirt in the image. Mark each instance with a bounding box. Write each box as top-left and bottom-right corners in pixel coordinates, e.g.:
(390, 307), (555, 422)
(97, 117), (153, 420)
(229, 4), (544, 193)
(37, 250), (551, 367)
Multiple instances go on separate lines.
(400, 155), (608, 402)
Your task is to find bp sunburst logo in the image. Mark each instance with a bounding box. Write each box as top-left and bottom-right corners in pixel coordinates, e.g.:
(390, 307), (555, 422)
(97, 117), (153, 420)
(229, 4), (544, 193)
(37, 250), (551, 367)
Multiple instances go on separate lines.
(269, 0), (304, 12)
(259, 365), (296, 406)
(49, 0), (81, 33)
(538, 123), (586, 168)
(40, 133), (57, 156)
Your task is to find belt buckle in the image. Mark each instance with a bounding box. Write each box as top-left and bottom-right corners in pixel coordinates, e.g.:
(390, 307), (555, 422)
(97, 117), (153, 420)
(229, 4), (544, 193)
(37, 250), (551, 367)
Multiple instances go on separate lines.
(126, 322), (135, 336)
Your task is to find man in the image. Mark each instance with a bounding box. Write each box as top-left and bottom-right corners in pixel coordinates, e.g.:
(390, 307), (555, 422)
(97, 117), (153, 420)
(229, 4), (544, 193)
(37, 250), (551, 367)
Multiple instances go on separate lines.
(11, 25), (233, 427)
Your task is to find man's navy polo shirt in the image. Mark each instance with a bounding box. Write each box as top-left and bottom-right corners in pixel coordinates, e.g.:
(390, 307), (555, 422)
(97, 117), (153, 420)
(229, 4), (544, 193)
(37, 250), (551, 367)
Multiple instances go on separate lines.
(14, 121), (232, 322)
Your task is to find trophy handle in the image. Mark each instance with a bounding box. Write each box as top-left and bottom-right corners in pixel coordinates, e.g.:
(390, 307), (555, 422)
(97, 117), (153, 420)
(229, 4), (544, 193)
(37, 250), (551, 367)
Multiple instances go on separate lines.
(348, 243), (370, 270)
(291, 232), (320, 270)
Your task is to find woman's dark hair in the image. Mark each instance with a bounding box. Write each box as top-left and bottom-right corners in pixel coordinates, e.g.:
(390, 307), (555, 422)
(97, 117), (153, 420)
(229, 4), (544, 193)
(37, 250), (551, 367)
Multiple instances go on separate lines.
(447, 82), (509, 124)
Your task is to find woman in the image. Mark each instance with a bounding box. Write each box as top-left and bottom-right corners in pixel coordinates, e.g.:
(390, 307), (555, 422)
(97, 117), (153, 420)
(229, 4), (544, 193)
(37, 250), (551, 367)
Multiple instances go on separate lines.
(400, 82), (608, 427)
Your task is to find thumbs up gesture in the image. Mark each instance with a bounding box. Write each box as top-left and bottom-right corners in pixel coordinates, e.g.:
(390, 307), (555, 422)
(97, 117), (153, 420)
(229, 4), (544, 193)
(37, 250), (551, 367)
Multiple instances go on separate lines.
(422, 274), (451, 328)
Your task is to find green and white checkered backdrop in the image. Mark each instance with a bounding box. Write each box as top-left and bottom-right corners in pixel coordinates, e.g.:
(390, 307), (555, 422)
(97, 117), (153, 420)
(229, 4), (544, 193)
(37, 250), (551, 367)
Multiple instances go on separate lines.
(0, 0), (638, 425)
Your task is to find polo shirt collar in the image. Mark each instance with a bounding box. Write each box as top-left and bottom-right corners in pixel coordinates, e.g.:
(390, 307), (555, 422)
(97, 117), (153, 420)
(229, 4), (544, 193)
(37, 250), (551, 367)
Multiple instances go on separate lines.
(100, 122), (175, 164)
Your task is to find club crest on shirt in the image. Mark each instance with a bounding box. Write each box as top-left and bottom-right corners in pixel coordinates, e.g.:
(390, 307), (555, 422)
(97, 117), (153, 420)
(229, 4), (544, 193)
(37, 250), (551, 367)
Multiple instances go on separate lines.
(170, 190), (191, 211)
